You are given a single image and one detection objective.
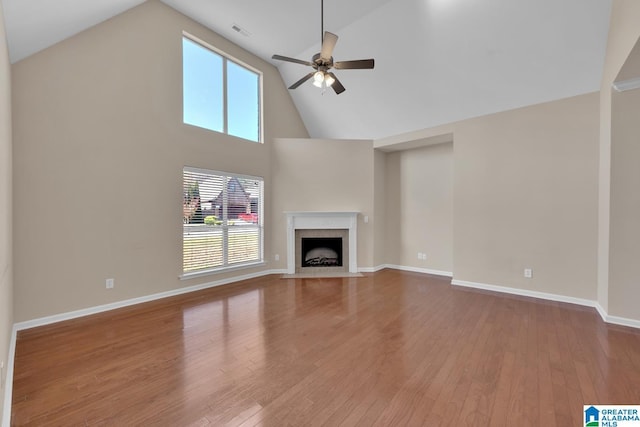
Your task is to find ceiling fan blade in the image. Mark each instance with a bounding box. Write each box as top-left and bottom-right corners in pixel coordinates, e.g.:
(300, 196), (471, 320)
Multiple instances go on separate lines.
(327, 72), (345, 95)
(334, 59), (375, 70)
(320, 31), (338, 61)
(289, 72), (315, 89)
(272, 54), (313, 67)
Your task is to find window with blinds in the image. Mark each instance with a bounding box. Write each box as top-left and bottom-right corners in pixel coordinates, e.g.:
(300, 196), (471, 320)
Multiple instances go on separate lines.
(183, 167), (263, 275)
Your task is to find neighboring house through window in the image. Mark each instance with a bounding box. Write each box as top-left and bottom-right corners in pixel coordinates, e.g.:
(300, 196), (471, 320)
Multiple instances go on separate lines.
(182, 167), (264, 276)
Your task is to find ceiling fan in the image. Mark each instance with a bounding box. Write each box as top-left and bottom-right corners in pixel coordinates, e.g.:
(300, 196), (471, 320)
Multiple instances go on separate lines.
(272, 0), (375, 95)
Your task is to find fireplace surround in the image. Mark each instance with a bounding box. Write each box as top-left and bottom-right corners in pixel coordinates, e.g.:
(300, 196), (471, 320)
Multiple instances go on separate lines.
(285, 211), (358, 274)
(295, 229), (348, 274)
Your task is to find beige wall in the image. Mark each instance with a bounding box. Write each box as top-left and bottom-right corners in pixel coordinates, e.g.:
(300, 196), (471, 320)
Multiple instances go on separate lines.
(12, 1), (307, 321)
(270, 138), (375, 269)
(453, 93), (600, 300)
(615, 40), (640, 82)
(610, 87), (640, 319)
(373, 150), (386, 267)
(384, 143), (453, 272)
(0, 0), (12, 418)
(609, 46), (640, 320)
(598, 0), (640, 312)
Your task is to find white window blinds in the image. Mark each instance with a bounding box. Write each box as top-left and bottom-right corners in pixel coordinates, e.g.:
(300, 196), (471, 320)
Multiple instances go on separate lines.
(183, 167), (263, 274)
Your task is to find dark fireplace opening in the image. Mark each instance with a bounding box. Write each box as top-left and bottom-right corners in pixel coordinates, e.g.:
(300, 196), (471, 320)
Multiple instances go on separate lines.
(301, 237), (343, 268)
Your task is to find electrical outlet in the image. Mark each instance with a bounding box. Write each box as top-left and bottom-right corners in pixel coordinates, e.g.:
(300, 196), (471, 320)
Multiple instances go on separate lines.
(275, 254), (280, 261)
(524, 268), (533, 279)
(106, 278), (114, 289)
(417, 252), (422, 260)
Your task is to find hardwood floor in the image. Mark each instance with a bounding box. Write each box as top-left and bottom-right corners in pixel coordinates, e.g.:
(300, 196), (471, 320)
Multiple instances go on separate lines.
(11, 269), (640, 426)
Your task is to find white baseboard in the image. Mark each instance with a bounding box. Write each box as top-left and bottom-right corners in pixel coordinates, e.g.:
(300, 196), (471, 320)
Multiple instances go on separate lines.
(384, 264), (453, 278)
(595, 302), (608, 321)
(451, 278), (596, 308)
(14, 269), (284, 332)
(596, 304), (640, 329)
(452, 278), (640, 330)
(358, 265), (387, 273)
(8, 263), (397, 340)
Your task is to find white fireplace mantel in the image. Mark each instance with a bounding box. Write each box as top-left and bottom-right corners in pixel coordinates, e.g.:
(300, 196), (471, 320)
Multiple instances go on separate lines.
(285, 211), (359, 274)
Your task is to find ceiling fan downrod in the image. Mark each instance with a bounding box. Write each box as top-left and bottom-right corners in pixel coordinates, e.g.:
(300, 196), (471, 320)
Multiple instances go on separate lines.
(320, 0), (324, 47)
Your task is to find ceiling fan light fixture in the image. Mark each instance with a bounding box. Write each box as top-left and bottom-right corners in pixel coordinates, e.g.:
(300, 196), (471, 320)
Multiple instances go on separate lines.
(324, 73), (335, 87)
(313, 71), (325, 84)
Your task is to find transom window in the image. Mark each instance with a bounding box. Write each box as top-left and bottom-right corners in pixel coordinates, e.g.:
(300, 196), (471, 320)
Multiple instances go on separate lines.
(182, 35), (262, 143)
(182, 167), (264, 276)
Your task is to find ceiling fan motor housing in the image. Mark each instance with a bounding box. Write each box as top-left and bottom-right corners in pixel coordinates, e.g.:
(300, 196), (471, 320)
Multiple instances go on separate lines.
(312, 53), (333, 69)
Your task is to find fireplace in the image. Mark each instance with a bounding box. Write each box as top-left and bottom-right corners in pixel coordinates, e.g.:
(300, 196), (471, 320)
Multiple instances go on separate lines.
(285, 212), (359, 274)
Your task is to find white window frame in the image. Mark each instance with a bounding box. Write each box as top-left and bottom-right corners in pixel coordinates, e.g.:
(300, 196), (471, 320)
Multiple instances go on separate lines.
(181, 166), (264, 279)
(182, 32), (264, 144)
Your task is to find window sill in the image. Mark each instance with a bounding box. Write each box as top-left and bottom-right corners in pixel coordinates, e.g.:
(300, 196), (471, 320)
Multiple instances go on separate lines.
(179, 261), (266, 281)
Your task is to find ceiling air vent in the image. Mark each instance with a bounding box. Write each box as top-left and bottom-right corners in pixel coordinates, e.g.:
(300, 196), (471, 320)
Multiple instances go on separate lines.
(231, 24), (250, 37)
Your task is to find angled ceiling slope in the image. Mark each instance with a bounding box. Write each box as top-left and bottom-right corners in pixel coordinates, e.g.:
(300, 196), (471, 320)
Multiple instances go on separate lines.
(2, 0), (612, 141)
(277, 0), (612, 140)
(2, 0), (146, 63)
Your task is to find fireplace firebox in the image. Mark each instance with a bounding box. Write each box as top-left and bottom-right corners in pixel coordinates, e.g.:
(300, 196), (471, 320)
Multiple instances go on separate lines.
(301, 237), (343, 267)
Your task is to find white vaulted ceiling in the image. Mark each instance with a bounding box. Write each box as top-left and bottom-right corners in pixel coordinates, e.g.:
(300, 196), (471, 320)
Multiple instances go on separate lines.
(1, 0), (612, 140)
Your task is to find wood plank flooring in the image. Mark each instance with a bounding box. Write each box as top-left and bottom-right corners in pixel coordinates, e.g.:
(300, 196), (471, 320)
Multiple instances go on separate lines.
(10, 269), (640, 426)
